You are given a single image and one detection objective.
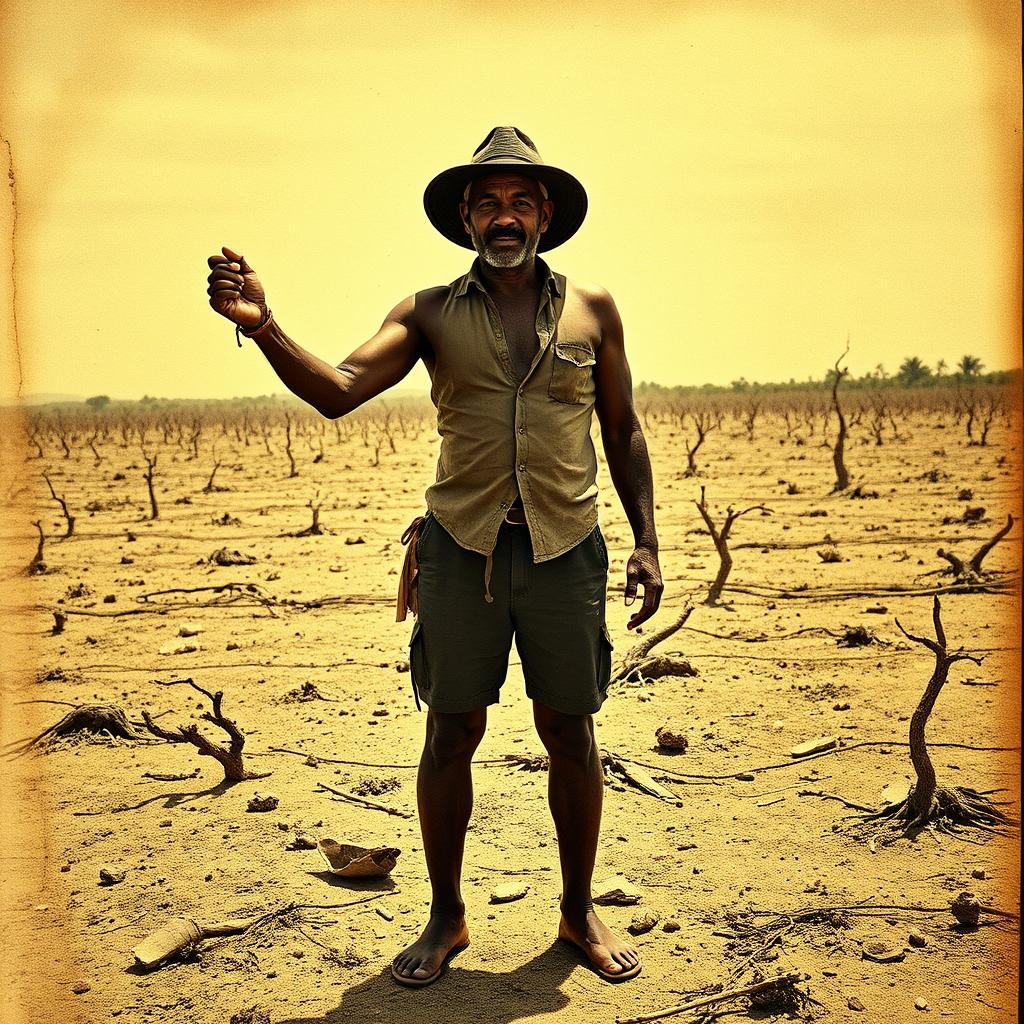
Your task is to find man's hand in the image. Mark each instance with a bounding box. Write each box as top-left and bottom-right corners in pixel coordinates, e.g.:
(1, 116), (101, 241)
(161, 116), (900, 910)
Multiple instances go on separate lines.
(624, 544), (663, 630)
(206, 245), (267, 329)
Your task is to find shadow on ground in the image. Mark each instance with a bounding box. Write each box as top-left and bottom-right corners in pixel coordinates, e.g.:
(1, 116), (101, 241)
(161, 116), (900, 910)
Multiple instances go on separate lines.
(276, 939), (604, 1024)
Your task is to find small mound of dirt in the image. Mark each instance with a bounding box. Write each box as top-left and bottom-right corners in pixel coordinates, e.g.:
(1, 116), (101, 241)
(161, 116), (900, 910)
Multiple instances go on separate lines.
(352, 775), (401, 797)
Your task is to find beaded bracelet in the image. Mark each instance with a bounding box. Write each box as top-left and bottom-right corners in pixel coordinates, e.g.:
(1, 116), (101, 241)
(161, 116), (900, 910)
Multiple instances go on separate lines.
(234, 308), (274, 347)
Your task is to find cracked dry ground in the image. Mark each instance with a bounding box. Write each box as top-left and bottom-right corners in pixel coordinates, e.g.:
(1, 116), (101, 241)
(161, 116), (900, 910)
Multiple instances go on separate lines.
(2, 402), (1020, 1024)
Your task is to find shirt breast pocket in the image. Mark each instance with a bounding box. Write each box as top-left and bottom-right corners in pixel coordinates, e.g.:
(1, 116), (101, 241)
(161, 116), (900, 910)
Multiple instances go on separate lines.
(548, 341), (596, 405)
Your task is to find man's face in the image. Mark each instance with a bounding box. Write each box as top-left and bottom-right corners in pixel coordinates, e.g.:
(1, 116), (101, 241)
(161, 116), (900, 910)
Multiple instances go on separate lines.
(460, 173), (553, 269)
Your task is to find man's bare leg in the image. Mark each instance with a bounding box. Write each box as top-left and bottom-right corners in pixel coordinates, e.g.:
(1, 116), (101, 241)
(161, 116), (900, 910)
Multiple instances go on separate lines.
(392, 707), (486, 982)
(533, 701), (641, 977)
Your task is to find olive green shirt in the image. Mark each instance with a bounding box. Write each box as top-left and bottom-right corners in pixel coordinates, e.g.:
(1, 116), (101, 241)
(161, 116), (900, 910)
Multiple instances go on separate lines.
(424, 257), (600, 562)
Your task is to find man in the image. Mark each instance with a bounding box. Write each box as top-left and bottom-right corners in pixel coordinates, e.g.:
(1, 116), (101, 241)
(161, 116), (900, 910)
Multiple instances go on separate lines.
(206, 126), (663, 986)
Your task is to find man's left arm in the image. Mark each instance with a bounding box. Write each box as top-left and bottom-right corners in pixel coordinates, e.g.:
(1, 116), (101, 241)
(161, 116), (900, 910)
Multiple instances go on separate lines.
(591, 287), (664, 630)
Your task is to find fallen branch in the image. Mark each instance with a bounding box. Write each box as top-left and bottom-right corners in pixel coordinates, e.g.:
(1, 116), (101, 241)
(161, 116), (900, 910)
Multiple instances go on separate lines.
(316, 781), (414, 818)
(610, 601), (695, 685)
(617, 971), (803, 1024)
(131, 893), (393, 970)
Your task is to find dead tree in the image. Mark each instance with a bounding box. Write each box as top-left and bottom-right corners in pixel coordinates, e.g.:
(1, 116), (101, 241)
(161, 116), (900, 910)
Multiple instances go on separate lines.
(683, 411), (716, 477)
(743, 398), (761, 441)
(27, 520), (46, 574)
(937, 514), (1015, 585)
(27, 428), (45, 459)
(828, 341), (850, 492)
(87, 431), (103, 464)
(141, 678), (270, 783)
(42, 471), (75, 537)
(202, 444), (230, 493)
(141, 446), (159, 519)
(694, 486), (773, 605)
(283, 413), (298, 478)
(857, 597), (1014, 833)
(290, 490), (326, 536)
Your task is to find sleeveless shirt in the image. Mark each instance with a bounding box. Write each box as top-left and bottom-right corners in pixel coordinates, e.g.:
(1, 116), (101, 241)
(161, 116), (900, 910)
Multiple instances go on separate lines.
(424, 256), (600, 563)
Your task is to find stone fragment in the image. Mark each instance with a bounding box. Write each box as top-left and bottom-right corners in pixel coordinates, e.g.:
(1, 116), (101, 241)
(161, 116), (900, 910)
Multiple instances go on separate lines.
(908, 929), (928, 948)
(914, 997), (929, 1011)
(661, 919), (681, 933)
(593, 875), (641, 906)
(489, 883), (529, 904)
(847, 996), (865, 1011)
(628, 910), (660, 935)
(951, 891), (981, 926)
(862, 941), (905, 963)
(790, 736), (838, 758)
(98, 867), (126, 886)
(655, 725), (688, 751)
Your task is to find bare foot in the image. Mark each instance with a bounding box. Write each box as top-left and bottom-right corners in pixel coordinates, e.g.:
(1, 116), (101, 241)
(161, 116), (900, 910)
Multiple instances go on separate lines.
(558, 903), (641, 979)
(391, 911), (470, 984)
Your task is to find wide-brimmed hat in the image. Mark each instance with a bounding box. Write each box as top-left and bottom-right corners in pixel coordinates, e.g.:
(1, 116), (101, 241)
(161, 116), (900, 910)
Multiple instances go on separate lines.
(423, 127), (588, 253)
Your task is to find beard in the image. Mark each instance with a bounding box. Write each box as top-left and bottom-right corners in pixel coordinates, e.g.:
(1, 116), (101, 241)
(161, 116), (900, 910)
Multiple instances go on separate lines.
(469, 221), (542, 269)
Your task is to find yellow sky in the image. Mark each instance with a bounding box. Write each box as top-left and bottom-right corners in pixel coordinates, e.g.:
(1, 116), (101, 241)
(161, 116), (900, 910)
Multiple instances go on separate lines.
(1, 0), (1020, 401)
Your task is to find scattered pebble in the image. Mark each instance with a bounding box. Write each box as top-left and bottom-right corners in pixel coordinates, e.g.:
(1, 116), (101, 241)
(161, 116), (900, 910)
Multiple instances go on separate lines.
(847, 995), (866, 1011)
(628, 910), (660, 935)
(655, 725), (688, 751)
(862, 940), (905, 963)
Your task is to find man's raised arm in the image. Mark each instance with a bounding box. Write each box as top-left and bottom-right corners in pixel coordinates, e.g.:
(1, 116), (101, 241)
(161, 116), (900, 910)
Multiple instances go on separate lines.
(206, 245), (424, 419)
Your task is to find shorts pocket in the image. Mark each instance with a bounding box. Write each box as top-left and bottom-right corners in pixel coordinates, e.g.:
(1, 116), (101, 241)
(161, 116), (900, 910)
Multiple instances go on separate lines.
(548, 342), (596, 405)
(597, 622), (614, 695)
(593, 525), (609, 570)
(409, 619), (429, 711)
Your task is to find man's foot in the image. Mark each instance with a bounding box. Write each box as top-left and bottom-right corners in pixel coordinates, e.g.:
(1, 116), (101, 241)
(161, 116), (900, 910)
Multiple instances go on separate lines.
(391, 911), (470, 987)
(558, 904), (642, 981)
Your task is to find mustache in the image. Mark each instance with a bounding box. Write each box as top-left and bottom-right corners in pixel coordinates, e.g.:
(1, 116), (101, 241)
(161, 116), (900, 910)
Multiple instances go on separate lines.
(486, 227), (526, 243)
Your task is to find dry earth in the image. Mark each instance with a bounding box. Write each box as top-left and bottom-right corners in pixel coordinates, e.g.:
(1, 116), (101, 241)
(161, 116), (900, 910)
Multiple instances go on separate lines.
(1, 397), (1021, 1024)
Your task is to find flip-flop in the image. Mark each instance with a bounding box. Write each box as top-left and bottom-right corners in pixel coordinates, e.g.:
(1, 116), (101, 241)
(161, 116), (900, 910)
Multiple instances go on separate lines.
(558, 934), (643, 982)
(390, 941), (470, 987)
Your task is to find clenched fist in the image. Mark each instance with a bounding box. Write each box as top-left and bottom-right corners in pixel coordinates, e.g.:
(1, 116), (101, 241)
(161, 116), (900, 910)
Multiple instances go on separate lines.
(206, 245), (268, 330)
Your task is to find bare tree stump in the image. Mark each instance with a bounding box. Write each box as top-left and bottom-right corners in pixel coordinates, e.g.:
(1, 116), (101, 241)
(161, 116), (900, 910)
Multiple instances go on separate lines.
(937, 513), (1014, 584)
(5, 704), (149, 757)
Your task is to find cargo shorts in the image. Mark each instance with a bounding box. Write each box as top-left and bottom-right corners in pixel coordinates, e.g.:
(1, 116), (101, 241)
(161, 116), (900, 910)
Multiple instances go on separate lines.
(407, 511), (614, 716)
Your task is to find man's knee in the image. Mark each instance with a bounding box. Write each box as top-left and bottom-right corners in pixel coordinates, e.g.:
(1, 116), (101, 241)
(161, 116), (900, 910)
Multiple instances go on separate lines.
(533, 702), (594, 762)
(424, 708), (487, 768)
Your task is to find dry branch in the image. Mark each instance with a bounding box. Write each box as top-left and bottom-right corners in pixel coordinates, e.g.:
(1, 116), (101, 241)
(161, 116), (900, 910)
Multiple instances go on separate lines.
(694, 487), (773, 605)
(140, 678), (269, 783)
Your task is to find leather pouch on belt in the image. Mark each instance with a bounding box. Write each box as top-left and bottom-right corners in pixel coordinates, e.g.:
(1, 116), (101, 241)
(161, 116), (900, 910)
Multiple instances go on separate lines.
(396, 513), (428, 622)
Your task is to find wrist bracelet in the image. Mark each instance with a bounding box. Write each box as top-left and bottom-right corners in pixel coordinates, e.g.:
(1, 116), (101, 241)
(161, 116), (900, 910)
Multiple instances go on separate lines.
(235, 308), (274, 346)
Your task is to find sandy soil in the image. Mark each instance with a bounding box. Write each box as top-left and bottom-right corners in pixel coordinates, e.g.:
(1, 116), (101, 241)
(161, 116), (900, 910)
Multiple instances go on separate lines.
(1, 398), (1020, 1024)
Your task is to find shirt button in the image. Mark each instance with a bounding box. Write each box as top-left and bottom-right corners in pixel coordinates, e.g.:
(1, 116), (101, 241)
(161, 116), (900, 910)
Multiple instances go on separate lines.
(518, 426), (525, 434)
(518, 463), (525, 472)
